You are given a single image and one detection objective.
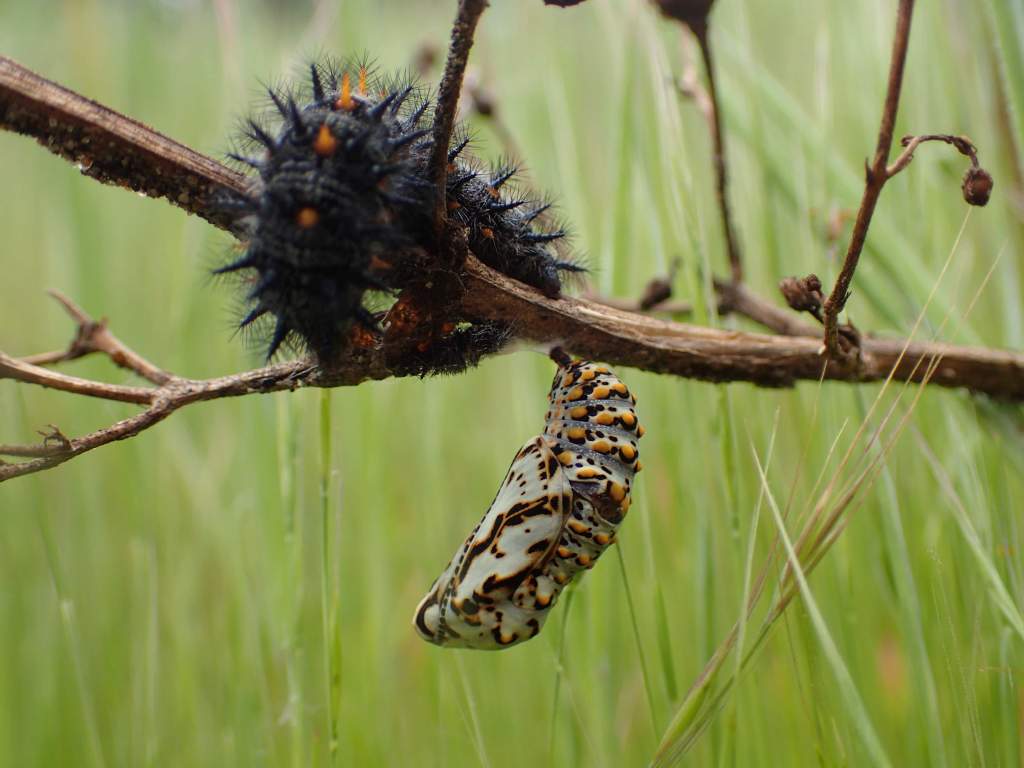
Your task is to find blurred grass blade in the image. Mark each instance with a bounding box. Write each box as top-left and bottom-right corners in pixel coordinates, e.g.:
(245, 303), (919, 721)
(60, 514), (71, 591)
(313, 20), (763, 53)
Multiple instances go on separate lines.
(753, 451), (894, 768)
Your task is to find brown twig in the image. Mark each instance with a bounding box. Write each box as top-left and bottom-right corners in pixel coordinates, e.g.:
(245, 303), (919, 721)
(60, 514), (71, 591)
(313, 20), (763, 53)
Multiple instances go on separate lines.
(0, 297), (389, 481)
(691, 21), (742, 284)
(20, 290), (172, 384)
(1, 50), (1023, 480)
(821, 0), (915, 360)
(0, 56), (248, 233)
(429, 0), (489, 244)
(460, 258), (1024, 398)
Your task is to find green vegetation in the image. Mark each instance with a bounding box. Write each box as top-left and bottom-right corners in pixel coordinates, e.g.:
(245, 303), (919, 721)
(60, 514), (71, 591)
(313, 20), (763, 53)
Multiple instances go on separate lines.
(1, 1), (1021, 765)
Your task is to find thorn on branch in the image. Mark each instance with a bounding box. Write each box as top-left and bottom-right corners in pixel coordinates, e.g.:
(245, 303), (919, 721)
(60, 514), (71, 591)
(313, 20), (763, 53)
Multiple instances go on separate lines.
(39, 424), (72, 452)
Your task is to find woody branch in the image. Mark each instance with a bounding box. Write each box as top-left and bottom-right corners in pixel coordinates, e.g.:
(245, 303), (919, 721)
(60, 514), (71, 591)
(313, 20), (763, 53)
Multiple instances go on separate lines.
(0, 45), (1021, 483)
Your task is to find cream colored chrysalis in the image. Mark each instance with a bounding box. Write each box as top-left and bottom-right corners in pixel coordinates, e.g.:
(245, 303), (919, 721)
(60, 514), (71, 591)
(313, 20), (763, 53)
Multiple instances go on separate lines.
(414, 350), (643, 650)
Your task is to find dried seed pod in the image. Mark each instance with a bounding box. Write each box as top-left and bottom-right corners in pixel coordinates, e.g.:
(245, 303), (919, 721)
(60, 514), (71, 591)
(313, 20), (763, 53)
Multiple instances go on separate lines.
(962, 167), (994, 207)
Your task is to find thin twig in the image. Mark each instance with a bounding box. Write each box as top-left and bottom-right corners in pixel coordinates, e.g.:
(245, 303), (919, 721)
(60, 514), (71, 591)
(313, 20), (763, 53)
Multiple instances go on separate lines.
(886, 133), (978, 178)
(20, 290), (172, 384)
(821, 0), (915, 359)
(691, 21), (742, 284)
(429, 0), (489, 244)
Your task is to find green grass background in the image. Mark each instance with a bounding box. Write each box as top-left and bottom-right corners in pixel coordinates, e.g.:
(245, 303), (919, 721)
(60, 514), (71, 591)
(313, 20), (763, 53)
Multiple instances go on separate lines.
(1, 0), (1022, 765)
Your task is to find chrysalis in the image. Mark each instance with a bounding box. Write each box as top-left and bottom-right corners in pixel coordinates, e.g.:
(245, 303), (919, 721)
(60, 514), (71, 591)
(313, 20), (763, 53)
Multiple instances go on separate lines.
(414, 352), (643, 649)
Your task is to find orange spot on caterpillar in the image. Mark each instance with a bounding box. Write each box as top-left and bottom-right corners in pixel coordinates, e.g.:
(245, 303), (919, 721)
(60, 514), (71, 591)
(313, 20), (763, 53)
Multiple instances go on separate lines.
(335, 72), (354, 110)
(349, 324), (378, 349)
(480, 226), (494, 239)
(567, 520), (588, 534)
(591, 440), (612, 454)
(567, 387), (585, 401)
(557, 451), (574, 466)
(569, 406), (589, 420)
(612, 381), (629, 395)
(637, 425), (646, 438)
(635, 461), (643, 472)
(556, 546), (572, 559)
(618, 444), (637, 461)
(594, 533), (611, 546)
(369, 255), (393, 271)
(566, 426), (586, 442)
(576, 467), (599, 479)
(594, 412), (615, 426)
(591, 386), (611, 399)
(313, 124), (338, 157)
(580, 369), (596, 382)
(295, 207), (319, 228)
(576, 553), (592, 567)
(619, 412), (636, 427)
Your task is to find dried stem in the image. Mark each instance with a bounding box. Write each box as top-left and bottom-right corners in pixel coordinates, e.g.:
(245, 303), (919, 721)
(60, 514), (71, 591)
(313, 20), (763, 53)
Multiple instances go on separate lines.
(691, 21), (742, 284)
(1, 44), (1022, 480)
(429, 0), (489, 244)
(0, 56), (247, 233)
(886, 133), (979, 177)
(0, 294), (388, 481)
(821, 0), (915, 359)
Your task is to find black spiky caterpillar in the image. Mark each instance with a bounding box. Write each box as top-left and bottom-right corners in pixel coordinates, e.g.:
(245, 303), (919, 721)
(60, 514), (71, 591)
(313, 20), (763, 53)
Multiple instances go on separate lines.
(217, 57), (583, 363)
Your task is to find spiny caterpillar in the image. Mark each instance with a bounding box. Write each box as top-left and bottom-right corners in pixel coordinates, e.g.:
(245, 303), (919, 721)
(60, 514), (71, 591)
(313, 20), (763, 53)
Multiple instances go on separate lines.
(414, 351), (644, 650)
(216, 57), (582, 362)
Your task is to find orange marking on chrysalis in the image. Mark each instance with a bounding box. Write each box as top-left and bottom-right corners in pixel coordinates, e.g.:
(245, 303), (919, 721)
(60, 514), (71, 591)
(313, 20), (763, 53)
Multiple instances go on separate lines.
(313, 124), (338, 157)
(608, 481), (626, 502)
(335, 72), (354, 110)
(295, 207), (319, 228)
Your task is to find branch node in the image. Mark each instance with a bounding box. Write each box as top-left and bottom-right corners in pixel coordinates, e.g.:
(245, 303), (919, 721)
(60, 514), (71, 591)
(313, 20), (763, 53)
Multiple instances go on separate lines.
(38, 424), (72, 453)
